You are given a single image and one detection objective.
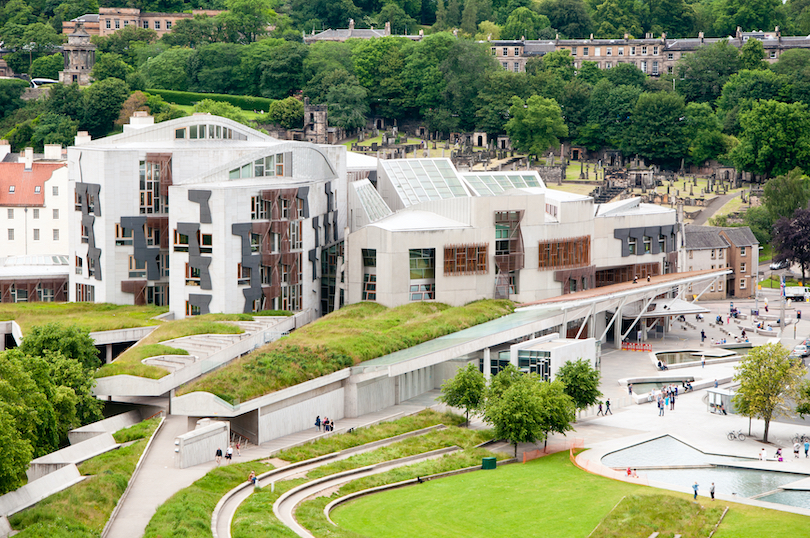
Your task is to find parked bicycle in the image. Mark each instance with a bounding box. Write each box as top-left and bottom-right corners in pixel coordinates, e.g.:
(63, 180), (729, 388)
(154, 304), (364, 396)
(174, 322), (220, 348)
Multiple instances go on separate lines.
(727, 429), (746, 441)
(792, 433), (810, 444)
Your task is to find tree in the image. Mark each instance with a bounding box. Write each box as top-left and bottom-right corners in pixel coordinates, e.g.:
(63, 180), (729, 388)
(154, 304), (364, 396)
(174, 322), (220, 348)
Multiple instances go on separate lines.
(540, 0), (592, 38)
(684, 102), (731, 166)
(160, 15), (216, 48)
(91, 52), (132, 82)
(506, 95), (568, 158)
(475, 20), (502, 40)
(538, 49), (575, 81)
(604, 62), (646, 88)
(325, 83), (370, 130)
(555, 358), (601, 410)
(94, 24), (157, 66)
(439, 38), (500, 131)
(0, 78), (28, 118)
(740, 38), (767, 70)
(625, 91), (689, 167)
(216, 0), (276, 43)
(0, 22), (65, 73)
(194, 99), (251, 125)
(676, 40), (740, 104)
(460, 0), (478, 35)
(31, 113), (79, 150)
(474, 70), (532, 134)
(762, 168), (810, 221)
(46, 82), (84, 121)
(485, 372), (546, 457)
(501, 7), (550, 40)
(439, 362), (486, 426)
(259, 41), (309, 99)
(774, 208), (810, 282)
(21, 323), (100, 371)
(729, 100), (810, 178)
(716, 69), (788, 135)
(141, 47), (194, 91)
(302, 41), (355, 82)
(0, 405), (32, 495)
(536, 379), (576, 449)
(29, 52), (63, 79)
(188, 43), (246, 95)
(733, 343), (806, 443)
(743, 205), (774, 245)
(266, 96), (304, 129)
(713, 0), (781, 37)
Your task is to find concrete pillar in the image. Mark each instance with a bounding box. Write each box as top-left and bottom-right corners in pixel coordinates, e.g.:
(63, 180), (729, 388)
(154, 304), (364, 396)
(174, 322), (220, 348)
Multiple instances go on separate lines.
(587, 314), (595, 338)
(106, 343), (113, 364)
(614, 305), (623, 347)
(641, 321), (647, 341)
(343, 379), (358, 418)
(483, 348), (491, 381)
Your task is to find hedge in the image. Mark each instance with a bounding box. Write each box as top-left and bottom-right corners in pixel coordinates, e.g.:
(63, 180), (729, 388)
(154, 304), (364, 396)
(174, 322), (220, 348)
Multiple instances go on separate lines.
(146, 89), (274, 112)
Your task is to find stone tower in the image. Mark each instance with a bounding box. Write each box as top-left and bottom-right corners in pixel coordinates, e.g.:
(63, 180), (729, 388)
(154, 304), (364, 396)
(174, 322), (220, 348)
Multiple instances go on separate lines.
(59, 22), (96, 86)
(303, 98), (329, 145)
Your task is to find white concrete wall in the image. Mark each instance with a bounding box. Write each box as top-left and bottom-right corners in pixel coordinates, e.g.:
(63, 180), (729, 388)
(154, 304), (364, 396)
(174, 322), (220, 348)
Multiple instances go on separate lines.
(397, 365), (434, 402)
(356, 376), (396, 416)
(68, 409), (141, 445)
(594, 209), (677, 270)
(259, 385), (344, 442)
(27, 432), (118, 481)
(0, 464), (85, 517)
(175, 420), (229, 469)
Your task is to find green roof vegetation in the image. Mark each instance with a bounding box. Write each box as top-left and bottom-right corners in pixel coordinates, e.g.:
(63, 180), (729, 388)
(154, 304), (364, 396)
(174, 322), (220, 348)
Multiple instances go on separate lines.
(8, 417), (161, 538)
(0, 302), (167, 334)
(177, 299), (514, 404)
(95, 314), (249, 379)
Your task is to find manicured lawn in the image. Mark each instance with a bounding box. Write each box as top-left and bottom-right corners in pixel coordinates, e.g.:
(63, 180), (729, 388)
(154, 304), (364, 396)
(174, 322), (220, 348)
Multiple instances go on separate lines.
(96, 314), (248, 379)
(332, 452), (810, 538)
(177, 300), (514, 404)
(0, 302), (166, 334)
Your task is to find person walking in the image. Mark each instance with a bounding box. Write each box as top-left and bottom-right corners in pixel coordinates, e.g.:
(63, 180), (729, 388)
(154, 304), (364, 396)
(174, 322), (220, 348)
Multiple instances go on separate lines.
(628, 383), (633, 395)
(701, 355), (706, 368)
(795, 442), (801, 458)
(215, 447), (222, 465)
(236, 442), (241, 456)
(804, 440), (809, 458)
(693, 481), (699, 500)
(315, 416), (321, 431)
(605, 398), (612, 415)
(226, 445), (234, 463)
(670, 393), (675, 410)
(710, 482), (715, 500)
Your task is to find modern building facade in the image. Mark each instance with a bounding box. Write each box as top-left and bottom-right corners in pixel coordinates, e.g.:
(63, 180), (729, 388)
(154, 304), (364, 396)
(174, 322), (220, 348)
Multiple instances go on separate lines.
(68, 113), (347, 318)
(681, 225), (758, 299)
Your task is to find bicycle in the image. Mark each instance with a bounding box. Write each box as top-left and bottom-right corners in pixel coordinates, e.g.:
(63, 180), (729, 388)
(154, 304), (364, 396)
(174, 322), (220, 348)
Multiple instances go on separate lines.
(792, 433), (810, 444)
(727, 429), (746, 441)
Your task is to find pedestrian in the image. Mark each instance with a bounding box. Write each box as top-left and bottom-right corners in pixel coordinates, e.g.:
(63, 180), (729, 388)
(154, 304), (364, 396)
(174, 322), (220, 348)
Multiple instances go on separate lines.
(795, 442), (801, 458)
(605, 398), (612, 415)
(628, 383), (633, 395)
(759, 448), (767, 460)
(701, 355), (706, 368)
(248, 470), (257, 487)
(658, 398), (664, 416)
(693, 481), (699, 500)
(710, 482), (715, 500)
(741, 329), (746, 339)
(226, 445), (233, 462)
(647, 275), (651, 282)
(664, 395), (670, 411)
(719, 403), (727, 415)
(633, 276), (638, 284)
(714, 379), (718, 388)
(670, 393), (675, 410)
(236, 442), (241, 456)
(765, 304), (769, 313)
(315, 416), (321, 431)
(323, 417), (329, 431)
(597, 402), (604, 416)
(215, 447), (222, 465)
(805, 440), (809, 458)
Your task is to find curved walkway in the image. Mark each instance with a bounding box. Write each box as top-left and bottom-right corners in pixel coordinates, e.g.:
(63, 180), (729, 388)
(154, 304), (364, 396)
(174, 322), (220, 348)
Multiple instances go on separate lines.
(691, 191), (739, 225)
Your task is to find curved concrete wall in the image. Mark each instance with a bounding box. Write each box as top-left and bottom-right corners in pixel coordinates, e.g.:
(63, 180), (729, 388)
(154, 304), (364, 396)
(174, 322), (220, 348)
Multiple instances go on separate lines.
(0, 465), (85, 517)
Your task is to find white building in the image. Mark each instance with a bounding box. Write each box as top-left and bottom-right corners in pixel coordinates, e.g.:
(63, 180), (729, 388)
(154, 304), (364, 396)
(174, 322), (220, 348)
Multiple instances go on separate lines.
(68, 113), (347, 317)
(346, 160), (679, 308)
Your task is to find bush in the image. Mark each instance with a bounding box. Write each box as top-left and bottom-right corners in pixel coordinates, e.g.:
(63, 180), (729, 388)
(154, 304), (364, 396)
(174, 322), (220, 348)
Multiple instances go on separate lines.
(146, 89), (274, 111)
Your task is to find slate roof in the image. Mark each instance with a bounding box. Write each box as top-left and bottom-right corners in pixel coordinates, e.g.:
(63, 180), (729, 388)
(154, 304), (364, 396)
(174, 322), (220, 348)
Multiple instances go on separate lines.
(720, 227), (758, 247)
(684, 225), (729, 250)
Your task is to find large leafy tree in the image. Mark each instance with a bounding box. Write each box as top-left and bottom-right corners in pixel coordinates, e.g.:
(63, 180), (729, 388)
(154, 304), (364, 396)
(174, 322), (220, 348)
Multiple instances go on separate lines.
(713, 0), (781, 36)
(439, 38), (500, 131)
(259, 41), (309, 99)
(587, 79), (641, 148)
(762, 167), (810, 221)
(325, 83), (370, 130)
(474, 70), (532, 135)
(506, 95), (569, 159)
(350, 36), (410, 119)
(774, 207), (810, 282)
(1, 22), (65, 73)
(439, 362), (486, 426)
(142, 47), (194, 91)
(625, 91), (689, 167)
(29, 52), (63, 79)
(733, 343), (806, 443)
(21, 323), (101, 371)
(555, 358), (601, 410)
(485, 372), (546, 457)
(715, 69), (788, 135)
(729, 99), (810, 178)
(160, 15), (216, 48)
(501, 7), (551, 39)
(537, 379), (576, 449)
(540, 0), (592, 38)
(188, 42), (245, 94)
(676, 40), (740, 104)
(604, 62), (646, 88)
(740, 38), (767, 71)
(91, 52), (132, 82)
(0, 78), (29, 119)
(94, 24), (157, 66)
(217, 0), (276, 44)
(266, 96), (304, 129)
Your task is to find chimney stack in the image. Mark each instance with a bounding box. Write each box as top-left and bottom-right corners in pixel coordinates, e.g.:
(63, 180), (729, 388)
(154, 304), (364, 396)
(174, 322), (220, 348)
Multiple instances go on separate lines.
(24, 147), (33, 170)
(75, 131), (92, 146)
(0, 140), (10, 162)
(44, 144), (62, 160)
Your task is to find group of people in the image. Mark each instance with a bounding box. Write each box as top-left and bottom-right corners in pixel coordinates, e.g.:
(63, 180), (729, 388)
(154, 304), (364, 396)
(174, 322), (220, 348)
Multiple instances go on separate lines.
(595, 398), (612, 416)
(655, 384), (679, 416)
(692, 481), (716, 500)
(315, 415), (335, 432)
(215, 443), (240, 465)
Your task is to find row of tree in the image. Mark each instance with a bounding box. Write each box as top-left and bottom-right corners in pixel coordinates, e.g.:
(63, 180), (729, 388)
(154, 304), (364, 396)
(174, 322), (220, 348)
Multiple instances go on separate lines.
(0, 324), (104, 495)
(439, 359), (600, 456)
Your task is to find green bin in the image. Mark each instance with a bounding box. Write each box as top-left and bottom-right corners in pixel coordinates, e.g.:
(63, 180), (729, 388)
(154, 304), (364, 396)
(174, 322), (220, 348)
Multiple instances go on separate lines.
(482, 457), (497, 470)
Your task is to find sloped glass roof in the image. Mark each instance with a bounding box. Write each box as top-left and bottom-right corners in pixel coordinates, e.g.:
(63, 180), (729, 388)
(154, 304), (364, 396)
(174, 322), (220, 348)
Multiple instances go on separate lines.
(355, 181), (392, 222)
(461, 172), (544, 196)
(380, 159), (470, 206)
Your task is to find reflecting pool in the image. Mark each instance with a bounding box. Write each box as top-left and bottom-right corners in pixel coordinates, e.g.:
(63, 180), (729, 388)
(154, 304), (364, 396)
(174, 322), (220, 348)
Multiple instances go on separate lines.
(601, 436), (739, 467)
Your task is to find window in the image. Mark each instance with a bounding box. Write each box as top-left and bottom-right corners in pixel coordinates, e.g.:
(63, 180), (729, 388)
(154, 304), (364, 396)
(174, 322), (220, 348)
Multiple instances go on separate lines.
(606, 62), (612, 69)
(173, 230), (189, 252)
(606, 47), (612, 56)
(81, 224), (88, 243)
(7, 209), (12, 219)
(160, 253), (170, 278)
(38, 285), (54, 302)
(653, 46), (659, 55)
(689, 250), (693, 259)
(363, 273), (377, 301)
(146, 226), (161, 247)
(185, 263), (201, 286)
(642, 46), (647, 55)
(7, 229), (13, 240)
(33, 208), (39, 219)
(140, 160), (166, 214)
(409, 283), (435, 301)
(143, 20), (149, 28)
(175, 128), (185, 139)
(741, 246), (747, 256)
(261, 265), (271, 285)
(124, 19), (129, 26)
(53, 229), (59, 241)
(53, 186), (58, 196)
(200, 233), (212, 253)
(409, 248), (436, 280)
(237, 263), (251, 285)
(75, 256), (82, 275)
(491, 47), (496, 55)
(770, 51), (777, 59)
(711, 249), (716, 259)
(10, 285), (27, 303)
(166, 21), (172, 29)
(741, 279), (747, 289)
(147, 285), (168, 306)
(618, 47), (624, 56)
(667, 52), (674, 60)
(513, 62), (519, 72)
(154, 20), (160, 29)
(643, 236), (652, 253)
(718, 280), (723, 292)
(652, 61), (658, 75)
(503, 47), (508, 56)
(711, 265), (715, 270)
(115, 19), (120, 28)
(718, 249), (724, 259)
(514, 47), (519, 56)
(129, 255), (146, 277)
(362, 248), (376, 267)
(583, 47), (589, 56)
(88, 257), (96, 277)
(34, 186), (40, 194)
(280, 283), (302, 311)
(640, 61), (647, 73)
(250, 233), (261, 253)
(571, 47), (577, 55)
(186, 301), (200, 316)
(8, 185), (14, 193)
(628, 237), (637, 255)
(445, 244), (488, 275)
(76, 284), (94, 302)
(741, 263), (746, 273)
(116, 224), (133, 246)
(106, 20), (111, 29)
(251, 196), (269, 219)
(538, 237), (590, 269)
(33, 229), (39, 241)
(630, 46), (636, 55)
(290, 221), (302, 249)
(53, 209), (59, 219)
(659, 234), (666, 252)
(502, 62), (508, 69)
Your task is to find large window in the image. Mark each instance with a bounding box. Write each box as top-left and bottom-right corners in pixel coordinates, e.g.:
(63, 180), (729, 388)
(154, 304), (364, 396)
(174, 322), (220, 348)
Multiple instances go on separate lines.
(173, 230), (189, 252)
(362, 249), (376, 267)
(251, 196), (270, 220)
(290, 221), (302, 249)
(363, 274), (377, 301)
(643, 236), (652, 253)
(538, 236), (590, 270)
(129, 255), (146, 278)
(409, 248), (435, 280)
(185, 263), (201, 286)
(139, 160), (166, 214)
(628, 238), (636, 254)
(76, 284), (94, 302)
(445, 244), (488, 275)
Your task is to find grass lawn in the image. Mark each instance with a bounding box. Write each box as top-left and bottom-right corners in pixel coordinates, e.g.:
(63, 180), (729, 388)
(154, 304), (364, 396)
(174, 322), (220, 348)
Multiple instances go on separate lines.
(760, 244), (773, 263)
(9, 418), (161, 538)
(177, 300), (513, 404)
(0, 302), (166, 334)
(332, 451), (810, 538)
(96, 314), (249, 379)
(172, 103), (266, 120)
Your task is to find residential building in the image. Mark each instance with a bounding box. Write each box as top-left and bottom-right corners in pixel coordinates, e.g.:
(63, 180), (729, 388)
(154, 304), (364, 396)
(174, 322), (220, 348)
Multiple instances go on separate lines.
(63, 8), (223, 37)
(303, 20), (423, 44)
(61, 14), (100, 35)
(681, 225), (758, 299)
(68, 113), (346, 318)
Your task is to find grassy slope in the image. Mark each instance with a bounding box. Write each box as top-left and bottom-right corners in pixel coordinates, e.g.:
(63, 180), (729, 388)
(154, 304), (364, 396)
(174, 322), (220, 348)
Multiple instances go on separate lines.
(0, 302), (166, 334)
(177, 300), (514, 404)
(332, 452), (810, 538)
(96, 315), (248, 379)
(9, 418), (161, 537)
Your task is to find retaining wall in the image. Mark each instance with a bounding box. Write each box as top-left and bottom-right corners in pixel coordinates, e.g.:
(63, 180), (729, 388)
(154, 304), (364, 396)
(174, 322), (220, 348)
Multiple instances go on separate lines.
(27, 433), (118, 481)
(175, 420), (230, 469)
(0, 465), (85, 517)
(68, 410), (142, 445)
